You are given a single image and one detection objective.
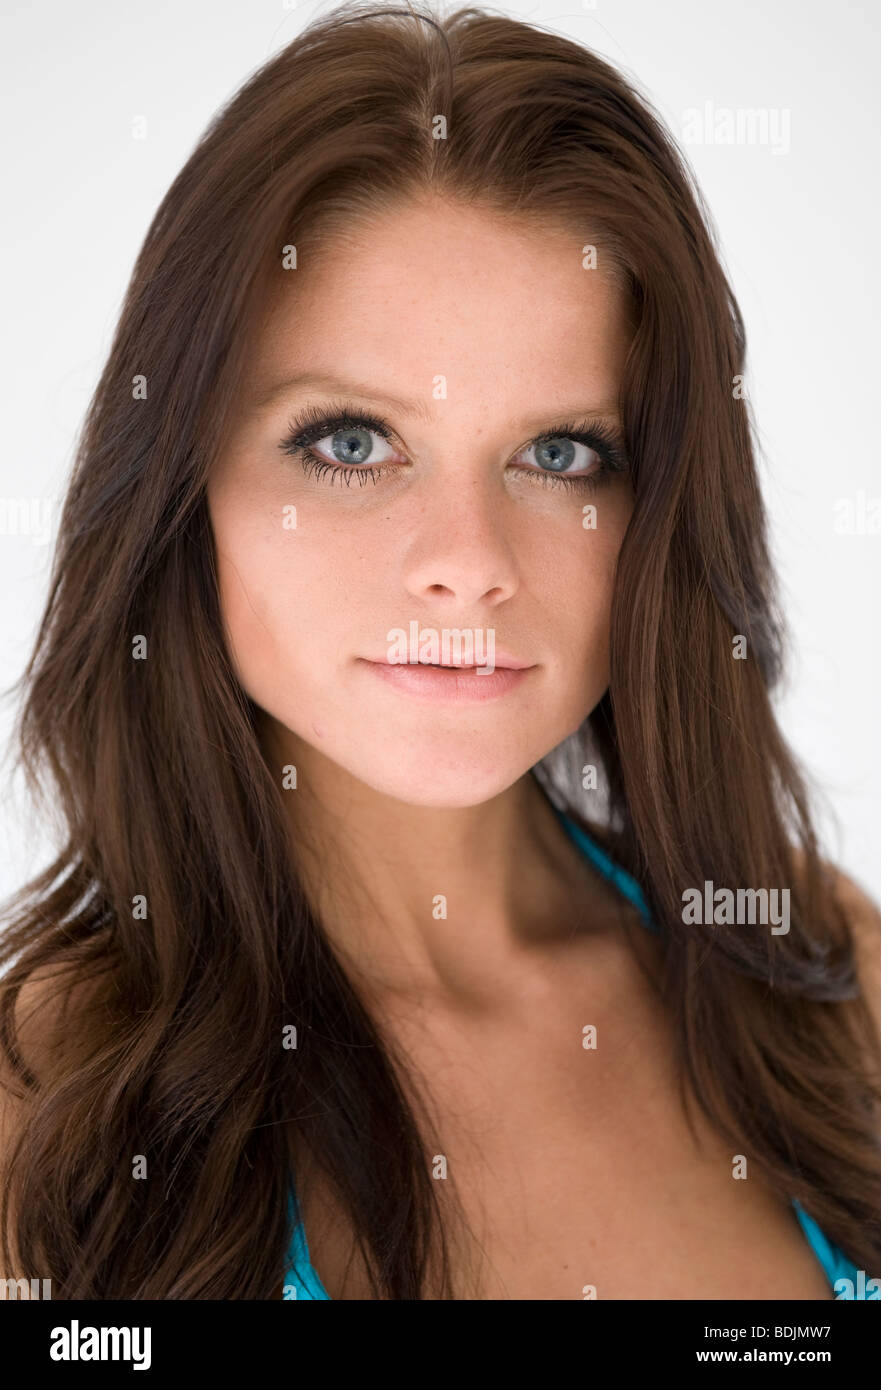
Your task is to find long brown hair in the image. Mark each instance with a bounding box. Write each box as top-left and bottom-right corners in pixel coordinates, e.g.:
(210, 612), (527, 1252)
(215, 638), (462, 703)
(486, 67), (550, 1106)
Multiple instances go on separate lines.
(2, 1), (880, 1298)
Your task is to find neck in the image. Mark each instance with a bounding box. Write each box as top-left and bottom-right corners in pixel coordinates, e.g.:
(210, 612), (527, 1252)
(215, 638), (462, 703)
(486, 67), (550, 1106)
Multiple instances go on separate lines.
(260, 715), (594, 1009)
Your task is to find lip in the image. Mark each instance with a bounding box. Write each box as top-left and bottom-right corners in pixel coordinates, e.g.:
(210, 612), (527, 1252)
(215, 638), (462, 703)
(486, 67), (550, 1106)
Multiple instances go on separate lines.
(362, 650), (533, 670)
(357, 655), (536, 703)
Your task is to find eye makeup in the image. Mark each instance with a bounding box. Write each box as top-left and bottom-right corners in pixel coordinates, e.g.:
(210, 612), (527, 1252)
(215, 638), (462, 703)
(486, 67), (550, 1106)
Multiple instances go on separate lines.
(277, 398), (629, 493)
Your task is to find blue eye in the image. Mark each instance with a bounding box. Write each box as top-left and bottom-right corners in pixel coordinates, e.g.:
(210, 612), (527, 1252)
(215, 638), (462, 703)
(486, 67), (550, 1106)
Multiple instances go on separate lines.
(279, 403), (628, 492)
(279, 406), (398, 487)
(532, 437), (582, 472)
(293, 422), (397, 471)
(515, 432), (619, 484)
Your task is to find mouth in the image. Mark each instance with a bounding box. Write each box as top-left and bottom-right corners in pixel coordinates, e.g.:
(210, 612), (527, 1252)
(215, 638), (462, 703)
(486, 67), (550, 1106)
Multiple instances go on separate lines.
(356, 654), (536, 703)
(362, 653), (534, 671)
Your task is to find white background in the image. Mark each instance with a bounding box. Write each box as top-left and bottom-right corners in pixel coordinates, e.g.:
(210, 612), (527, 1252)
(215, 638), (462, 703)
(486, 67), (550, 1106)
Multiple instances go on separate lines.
(1, 0), (878, 899)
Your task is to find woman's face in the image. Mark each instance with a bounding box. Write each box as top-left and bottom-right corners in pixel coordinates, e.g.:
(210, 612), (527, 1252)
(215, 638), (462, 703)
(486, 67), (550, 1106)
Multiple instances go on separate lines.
(207, 194), (635, 807)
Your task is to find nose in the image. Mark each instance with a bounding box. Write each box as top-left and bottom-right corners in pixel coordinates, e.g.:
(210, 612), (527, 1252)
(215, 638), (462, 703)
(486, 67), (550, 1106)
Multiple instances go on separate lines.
(400, 465), (520, 608)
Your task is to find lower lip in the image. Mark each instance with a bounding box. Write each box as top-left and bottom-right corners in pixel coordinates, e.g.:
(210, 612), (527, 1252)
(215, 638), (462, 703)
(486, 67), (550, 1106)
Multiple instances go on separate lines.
(358, 659), (535, 703)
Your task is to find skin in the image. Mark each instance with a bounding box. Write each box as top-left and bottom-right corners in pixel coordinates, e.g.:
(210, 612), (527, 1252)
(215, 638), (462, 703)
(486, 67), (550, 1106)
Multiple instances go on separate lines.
(207, 192), (638, 1009)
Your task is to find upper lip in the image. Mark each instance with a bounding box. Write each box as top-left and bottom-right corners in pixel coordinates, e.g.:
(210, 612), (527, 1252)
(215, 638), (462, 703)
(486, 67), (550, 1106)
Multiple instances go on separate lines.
(362, 651), (533, 670)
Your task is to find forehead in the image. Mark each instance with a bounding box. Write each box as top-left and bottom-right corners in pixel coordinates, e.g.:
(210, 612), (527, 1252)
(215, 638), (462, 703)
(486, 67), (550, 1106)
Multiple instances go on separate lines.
(243, 195), (633, 421)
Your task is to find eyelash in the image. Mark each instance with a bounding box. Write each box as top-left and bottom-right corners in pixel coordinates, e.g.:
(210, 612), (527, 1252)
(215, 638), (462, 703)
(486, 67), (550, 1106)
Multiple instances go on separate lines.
(278, 400), (629, 493)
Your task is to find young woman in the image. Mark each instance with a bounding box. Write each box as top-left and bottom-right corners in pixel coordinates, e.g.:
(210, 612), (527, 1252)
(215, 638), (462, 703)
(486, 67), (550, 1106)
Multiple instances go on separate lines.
(2, 1), (880, 1300)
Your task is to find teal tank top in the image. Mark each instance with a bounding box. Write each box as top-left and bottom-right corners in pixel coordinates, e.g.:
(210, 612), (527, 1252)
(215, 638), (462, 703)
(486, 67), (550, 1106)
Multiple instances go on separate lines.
(283, 802), (871, 1300)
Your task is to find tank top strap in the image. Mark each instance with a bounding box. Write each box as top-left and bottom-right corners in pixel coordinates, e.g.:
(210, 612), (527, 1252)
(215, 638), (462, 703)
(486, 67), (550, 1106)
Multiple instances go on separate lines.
(551, 802), (657, 933)
(284, 1184), (331, 1300)
(792, 1201), (873, 1297)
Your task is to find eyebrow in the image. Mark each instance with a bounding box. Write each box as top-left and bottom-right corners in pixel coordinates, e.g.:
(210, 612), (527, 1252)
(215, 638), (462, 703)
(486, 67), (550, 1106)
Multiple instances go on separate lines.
(251, 371), (435, 421)
(249, 370), (620, 430)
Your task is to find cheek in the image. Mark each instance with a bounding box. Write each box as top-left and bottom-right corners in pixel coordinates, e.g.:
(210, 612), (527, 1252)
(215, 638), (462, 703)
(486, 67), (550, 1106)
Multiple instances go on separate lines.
(540, 491), (629, 733)
(209, 482), (294, 688)
(210, 486), (358, 699)
(559, 487), (629, 652)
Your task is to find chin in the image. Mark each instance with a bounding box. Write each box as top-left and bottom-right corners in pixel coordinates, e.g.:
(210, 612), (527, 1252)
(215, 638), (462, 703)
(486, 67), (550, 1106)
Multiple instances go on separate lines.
(348, 752), (530, 809)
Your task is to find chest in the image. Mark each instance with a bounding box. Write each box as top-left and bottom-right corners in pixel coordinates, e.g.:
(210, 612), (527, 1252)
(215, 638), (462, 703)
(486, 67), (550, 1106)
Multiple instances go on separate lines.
(291, 941), (833, 1300)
